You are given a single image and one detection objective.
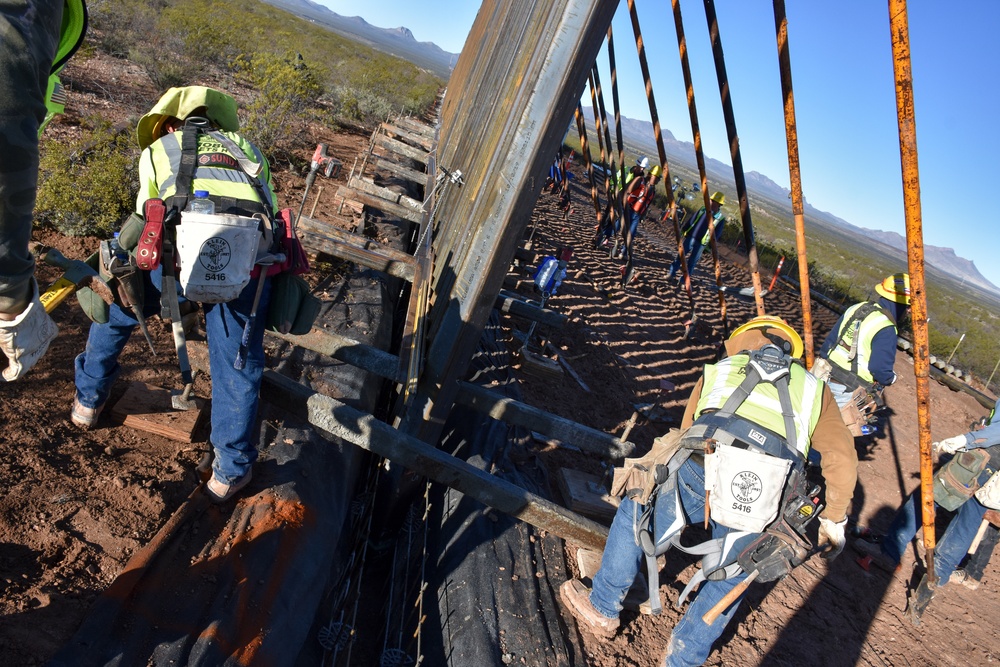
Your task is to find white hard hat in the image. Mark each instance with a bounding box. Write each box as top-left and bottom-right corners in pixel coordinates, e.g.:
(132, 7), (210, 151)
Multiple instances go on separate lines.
(636, 156), (650, 169)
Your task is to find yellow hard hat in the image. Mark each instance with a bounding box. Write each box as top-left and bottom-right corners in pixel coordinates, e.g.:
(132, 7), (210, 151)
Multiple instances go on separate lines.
(649, 164), (663, 177)
(729, 316), (804, 359)
(710, 191), (725, 205)
(874, 272), (911, 305)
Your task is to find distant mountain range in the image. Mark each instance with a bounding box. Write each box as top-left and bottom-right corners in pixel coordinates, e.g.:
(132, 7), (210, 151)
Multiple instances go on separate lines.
(261, 0), (458, 78)
(581, 109), (997, 293)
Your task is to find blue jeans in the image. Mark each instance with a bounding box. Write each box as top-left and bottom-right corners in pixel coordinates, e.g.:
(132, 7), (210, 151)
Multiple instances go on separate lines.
(74, 267), (271, 484)
(590, 458), (757, 667)
(669, 235), (706, 280)
(880, 489), (988, 584)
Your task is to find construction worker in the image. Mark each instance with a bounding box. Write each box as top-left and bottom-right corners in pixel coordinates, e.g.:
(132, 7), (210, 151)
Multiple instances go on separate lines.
(813, 273), (910, 433)
(618, 161), (661, 261)
(0, 0), (87, 381)
(853, 395), (1000, 623)
(668, 191), (726, 282)
(560, 317), (857, 666)
(72, 86), (279, 504)
(597, 156), (648, 248)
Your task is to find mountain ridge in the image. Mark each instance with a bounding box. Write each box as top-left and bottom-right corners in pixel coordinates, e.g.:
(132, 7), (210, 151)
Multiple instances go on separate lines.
(580, 108), (997, 293)
(260, 0), (458, 78)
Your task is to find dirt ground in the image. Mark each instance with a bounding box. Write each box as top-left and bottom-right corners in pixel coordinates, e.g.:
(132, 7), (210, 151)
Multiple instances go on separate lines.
(1, 53), (997, 666)
(508, 167), (1000, 666)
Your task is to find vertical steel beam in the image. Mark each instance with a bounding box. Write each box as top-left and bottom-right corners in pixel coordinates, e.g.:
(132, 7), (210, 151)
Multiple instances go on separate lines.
(669, 0), (728, 327)
(772, 0), (816, 366)
(888, 0), (935, 585)
(702, 0), (765, 318)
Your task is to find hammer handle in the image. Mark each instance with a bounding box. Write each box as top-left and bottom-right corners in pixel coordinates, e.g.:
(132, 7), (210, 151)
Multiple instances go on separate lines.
(39, 277), (77, 313)
(701, 569), (759, 626)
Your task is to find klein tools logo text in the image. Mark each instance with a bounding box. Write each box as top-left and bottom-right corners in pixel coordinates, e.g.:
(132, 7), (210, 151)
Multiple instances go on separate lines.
(731, 471), (763, 504)
(199, 237), (232, 272)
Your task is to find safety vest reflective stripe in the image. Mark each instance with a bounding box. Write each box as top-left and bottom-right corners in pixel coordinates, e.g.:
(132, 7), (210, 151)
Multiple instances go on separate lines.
(148, 130), (273, 210)
(697, 355), (824, 456)
(827, 302), (895, 383)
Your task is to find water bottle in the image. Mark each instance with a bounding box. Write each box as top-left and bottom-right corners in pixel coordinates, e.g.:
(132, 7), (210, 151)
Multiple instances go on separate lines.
(186, 190), (215, 215)
(534, 256), (559, 294)
(860, 424), (878, 436)
(109, 231), (128, 262)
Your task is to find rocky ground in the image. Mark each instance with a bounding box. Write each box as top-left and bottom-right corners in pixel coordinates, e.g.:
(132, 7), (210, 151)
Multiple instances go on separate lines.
(1, 51), (997, 666)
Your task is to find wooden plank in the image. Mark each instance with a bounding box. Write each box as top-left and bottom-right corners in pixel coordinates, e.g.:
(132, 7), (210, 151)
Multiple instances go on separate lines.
(347, 176), (423, 212)
(109, 381), (207, 443)
(372, 157), (429, 187)
(381, 122), (434, 151)
(335, 185), (424, 224)
(555, 468), (619, 523)
(296, 228), (416, 281)
(261, 371), (609, 552)
(392, 116), (436, 139)
(374, 134), (429, 164)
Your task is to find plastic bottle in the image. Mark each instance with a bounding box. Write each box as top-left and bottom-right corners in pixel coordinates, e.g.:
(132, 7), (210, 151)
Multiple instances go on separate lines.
(109, 231), (128, 262)
(534, 256), (559, 294)
(860, 424), (878, 436)
(186, 190), (215, 215)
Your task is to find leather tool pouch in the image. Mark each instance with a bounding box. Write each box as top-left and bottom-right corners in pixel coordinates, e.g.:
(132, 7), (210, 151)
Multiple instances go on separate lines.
(934, 449), (991, 512)
(610, 428), (685, 505)
(266, 273), (320, 335)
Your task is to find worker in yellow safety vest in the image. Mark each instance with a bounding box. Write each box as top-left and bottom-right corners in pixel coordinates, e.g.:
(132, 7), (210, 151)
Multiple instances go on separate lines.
(560, 316), (857, 666)
(668, 190), (727, 281)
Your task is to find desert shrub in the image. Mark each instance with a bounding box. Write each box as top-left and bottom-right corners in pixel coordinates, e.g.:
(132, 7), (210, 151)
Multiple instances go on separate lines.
(329, 85), (395, 126)
(232, 51), (324, 156)
(36, 119), (137, 237)
(87, 0), (165, 59)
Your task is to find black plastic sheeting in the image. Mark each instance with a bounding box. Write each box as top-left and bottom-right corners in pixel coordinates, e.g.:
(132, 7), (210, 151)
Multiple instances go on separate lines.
(47, 269), (394, 667)
(419, 312), (580, 666)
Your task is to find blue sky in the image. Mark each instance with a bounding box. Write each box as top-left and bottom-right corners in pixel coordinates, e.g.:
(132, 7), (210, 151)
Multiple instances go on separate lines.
(316, 1), (1000, 289)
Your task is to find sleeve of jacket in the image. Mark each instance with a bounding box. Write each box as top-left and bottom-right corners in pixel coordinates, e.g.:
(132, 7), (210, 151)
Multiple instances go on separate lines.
(867, 325), (899, 385)
(811, 385), (858, 523)
(681, 376), (704, 430)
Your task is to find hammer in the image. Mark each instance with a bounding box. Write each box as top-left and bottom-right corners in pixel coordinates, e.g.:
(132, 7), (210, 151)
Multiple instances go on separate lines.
(31, 244), (114, 313)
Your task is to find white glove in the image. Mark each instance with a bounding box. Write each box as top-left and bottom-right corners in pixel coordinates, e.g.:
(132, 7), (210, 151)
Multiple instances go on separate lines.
(933, 435), (969, 456)
(817, 516), (847, 560)
(0, 282), (58, 381)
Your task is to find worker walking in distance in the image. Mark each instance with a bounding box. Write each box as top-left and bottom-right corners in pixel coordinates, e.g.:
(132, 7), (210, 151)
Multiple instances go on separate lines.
(618, 160), (662, 262)
(812, 273), (910, 436)
(854, 396), (1000, 624)
(668, 191), (727, 282)
(0, 0), (87, 381)
(560, 317), (857, 666)
(72, 86), (281, 504)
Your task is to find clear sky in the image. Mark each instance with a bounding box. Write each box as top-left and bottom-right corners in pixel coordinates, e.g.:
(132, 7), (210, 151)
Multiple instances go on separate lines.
(315, 1), (1000, 289)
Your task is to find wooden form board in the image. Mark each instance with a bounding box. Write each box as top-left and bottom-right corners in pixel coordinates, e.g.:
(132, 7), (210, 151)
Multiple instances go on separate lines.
(110, 381), (207, 443)
(556, 468), (619, 523)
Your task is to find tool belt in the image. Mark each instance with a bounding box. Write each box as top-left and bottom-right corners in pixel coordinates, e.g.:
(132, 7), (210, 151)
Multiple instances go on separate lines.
(934, 446), (1000, 511)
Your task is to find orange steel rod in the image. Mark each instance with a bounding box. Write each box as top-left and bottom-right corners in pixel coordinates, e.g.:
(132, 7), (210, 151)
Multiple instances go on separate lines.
(772, 0), (816, 366)
(575, 103), (604, 227)
(702, 0), (765, 317)
(670, 0), (727, 329)
(626, 0), (696, 320)
(889, 0), (935, 585)
(607, 25), (627, 188)
(592, 63), (622, 226)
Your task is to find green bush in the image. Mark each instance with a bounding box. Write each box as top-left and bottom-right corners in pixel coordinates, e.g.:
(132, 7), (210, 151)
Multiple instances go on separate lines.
(36, 119), (138, 237)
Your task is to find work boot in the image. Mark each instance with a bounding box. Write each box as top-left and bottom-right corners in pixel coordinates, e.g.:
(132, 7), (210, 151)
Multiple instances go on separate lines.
(70, 397), (104, 430)
(205, 470), (253, 504)
(951, 568), (979, 591)
(559, 579), (619, 638)
(851, 538), (899, 573)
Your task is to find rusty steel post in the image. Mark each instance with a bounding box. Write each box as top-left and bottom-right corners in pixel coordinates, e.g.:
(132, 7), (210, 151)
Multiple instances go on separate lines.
(588, 71), (607, 165)
(626, 0), (696, 321)
(889, 0), (935, 586)
(592, 63), (622, 227)
(670, 0), (727, 329)
(607, 25), (627, 185)
(575, 103), (604, 227)
(702, 0), (765, 316)
(772, 0), (816, 366)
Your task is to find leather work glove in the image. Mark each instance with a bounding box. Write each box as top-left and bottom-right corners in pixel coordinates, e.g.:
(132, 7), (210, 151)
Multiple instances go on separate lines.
(933, 435), (969, 456)
(0, 282), (59, 381)
(817, 516), (847, 560)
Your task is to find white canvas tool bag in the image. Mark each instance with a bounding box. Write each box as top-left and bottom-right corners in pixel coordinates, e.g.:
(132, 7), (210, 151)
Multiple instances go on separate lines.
(705, 443), (792, 533)
(975, 469), (1000, 510)
(175, 212), (260, 303)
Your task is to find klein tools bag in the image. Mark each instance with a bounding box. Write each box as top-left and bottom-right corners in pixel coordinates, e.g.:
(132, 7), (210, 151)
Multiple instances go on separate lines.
(704, 442), (793, 534)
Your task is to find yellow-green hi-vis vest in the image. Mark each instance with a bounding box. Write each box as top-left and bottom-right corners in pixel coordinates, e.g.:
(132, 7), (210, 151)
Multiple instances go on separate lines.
(696, 354), (824, 457)
(827, 302), (895, 384)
